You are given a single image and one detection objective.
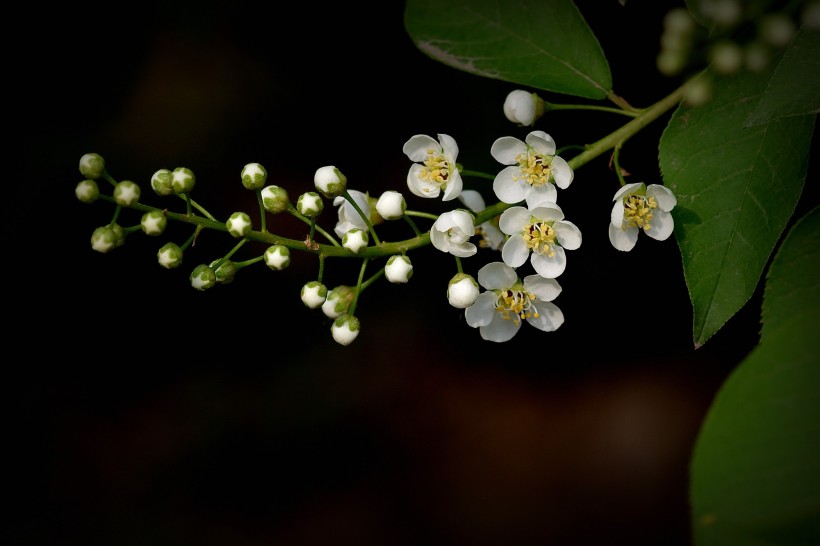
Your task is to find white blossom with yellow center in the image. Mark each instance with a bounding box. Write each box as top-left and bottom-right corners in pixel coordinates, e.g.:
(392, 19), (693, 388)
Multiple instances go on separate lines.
(464, 262), (564, 342)
(609, 182), (677, 252)
(499, 202), (582, 279)
(403, 133), (463, 201)
(430, 210), (477, 257)
(491, 130), (573, 208)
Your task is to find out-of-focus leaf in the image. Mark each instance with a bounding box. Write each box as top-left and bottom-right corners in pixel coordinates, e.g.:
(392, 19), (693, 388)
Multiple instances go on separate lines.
(403, 0), (611, 99)
(690, 206), (820, 546)
(658, 68), (815, 347)
(745, 27), (820, 127)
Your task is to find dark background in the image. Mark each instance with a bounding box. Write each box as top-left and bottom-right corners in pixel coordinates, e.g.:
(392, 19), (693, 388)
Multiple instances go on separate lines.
(13, 1), (818, 545)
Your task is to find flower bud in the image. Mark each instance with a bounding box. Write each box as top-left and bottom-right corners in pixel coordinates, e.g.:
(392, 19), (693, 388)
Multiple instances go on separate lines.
(322, 285), (356, 318)
(301, 281), (327, 309)
(209, 259), (237, 284)
(241, 162), (267, 190)
(375, 190), (406, 220)
(342, 228), (369, 254)
(226, 212), (252, 237)
(385, 255), (413, 283)
(79, 153), (105, 179)
(331, 313), (360, 346)
(190, 264), (217, 291)
(151, 169), (174, 196)
(141, 210), (167, 236)
(157, 242), (183, 269)
(262, 185), (290, 214)
(113, 180), (141, 207)
(448, 273), (479, 308)
(90, 225), (121, 253)
(171, 167), (196, 194)
(297, 191), (324, 217)
(264, 245), (291, 270)
(314, 165), (347, 198)
(75, 179), (99, 203)
(503, 90), (545, 127)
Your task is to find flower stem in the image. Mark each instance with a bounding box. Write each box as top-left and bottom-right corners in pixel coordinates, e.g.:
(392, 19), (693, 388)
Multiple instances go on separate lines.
(343, 190), (381, 245)
(459, 169), (495, 180)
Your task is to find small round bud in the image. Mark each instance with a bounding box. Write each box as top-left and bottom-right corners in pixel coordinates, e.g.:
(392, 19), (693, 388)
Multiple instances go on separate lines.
(503, 90), (544, 127)
(140, 210), (167, 236)
(656, 49), (687, 76)
(171, 167), (196, 194)
(331, 313), (360, 346)
(314, 165), (347, 198)
(151, 169), (174, 196)
(301, 281), (328, 309)
(297, 191), (324, 217)
(322, 285), (356, 319)
(708, 40), (743, 75)
(90, 225), (120, 253)
(447, 273), (479, 308)
(342, 228), (369, 254)
(385, 255), (413, 284)
(226, 212), (252, 238)
(157, 242), (184, 269)
(79, 153), (105, 179)
(375, 190), (406, 220)
(241, 162), (267, 190)
(261, 185), (290, 214)
(803, 0), (820, 31)
(209, 259), (237, 284)
(190, 264), (217, 291)
(264, 245), (291, 270)
(113, 180), (141, 207)
(75, 179), (99, 203)
(759, 13), (796, 48)
(663, 7), (696, 35)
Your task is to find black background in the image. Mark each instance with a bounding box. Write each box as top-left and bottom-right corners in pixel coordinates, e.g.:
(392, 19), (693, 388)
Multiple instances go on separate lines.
(13, 1), (818, 545)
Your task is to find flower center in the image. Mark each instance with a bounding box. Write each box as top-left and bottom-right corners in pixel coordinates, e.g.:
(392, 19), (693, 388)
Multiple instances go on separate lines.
(513, 149), (552, 187)
(418, 148), (449, 192)
(494, 284), (539, 324)
(623, 195), (657, 230)
(522, 221), (556, 257)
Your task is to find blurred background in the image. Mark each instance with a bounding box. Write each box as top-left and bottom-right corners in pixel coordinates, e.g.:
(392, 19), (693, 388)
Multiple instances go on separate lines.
(12, 0), (818, 545)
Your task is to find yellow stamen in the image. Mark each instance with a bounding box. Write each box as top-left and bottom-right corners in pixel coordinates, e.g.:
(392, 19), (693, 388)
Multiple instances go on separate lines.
(494, 286), (538, 324)
(521, 221), (556, 257)
(623, 195), (657, 231)
(417, 148), (450, 187)
(512, 150), (552, 187)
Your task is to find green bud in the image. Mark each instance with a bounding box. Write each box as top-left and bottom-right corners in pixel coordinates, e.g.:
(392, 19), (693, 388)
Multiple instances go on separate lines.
(157, 242), (184, 269)
(314, 165), (347, 199)
(140, 210), (167, 236)
(90, 223), (125, 253)
(151, 169), (174, 196)
(79, 153), (105, 179)
(261, 184), (290, 214)
(75, 179), (99, 203)
(209, 259), (237, 284)
(190, 264), (217, 291)
(241, 162), (267, 190)
(297, 191), (324, 217)
(226, 211), (252, 237)
(171, 167), (196, 194)
(113, 180), (141, 207)
(264, 245), (291, 270)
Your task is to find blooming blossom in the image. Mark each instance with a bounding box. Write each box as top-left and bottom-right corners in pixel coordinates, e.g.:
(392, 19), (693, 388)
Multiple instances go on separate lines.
(498, 202), (581, 279)
(430, 210), (477, 257)
(403, 133), (463, 201)
(608, 182), (677, 252)
(457, 189), (506, 251)
(491, 130), (573, 208)
(464, 262), (564, 342)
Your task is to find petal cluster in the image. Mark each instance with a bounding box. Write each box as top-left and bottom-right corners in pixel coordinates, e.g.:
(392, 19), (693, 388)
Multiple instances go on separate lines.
(403, 133), (463, 201)
(608, 183), (677, 251)
(430, 210), (477, 257)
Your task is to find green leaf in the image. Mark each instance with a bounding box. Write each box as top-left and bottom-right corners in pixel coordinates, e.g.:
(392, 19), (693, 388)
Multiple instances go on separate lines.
(403, 0), (611, 99)
(690, 206), (820, 546)
(745, 28), (820, 127)
(658, 69), (815, 347)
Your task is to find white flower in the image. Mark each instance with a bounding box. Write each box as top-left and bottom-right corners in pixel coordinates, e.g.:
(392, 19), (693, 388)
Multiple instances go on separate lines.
(331, 314), (360, 346)
(403, 133), (463, 201)
(314, 165), (347, 198)
(465, 262), (564, 342)
(503, 90), (544, 126)
(608, 182), (677, 252)
(499, 202), (581, 279)
(332, 189), (370, 238)
(430, 210), (477, 258)
(300, 281), (327, 309)
(385, 255), (413, 283)
(342, 228), (369, 254)
(458, 189), (506, 251)
(375, 190), (406, 220)
(447, 273), (479, 308)
(491, 130), (573, 208)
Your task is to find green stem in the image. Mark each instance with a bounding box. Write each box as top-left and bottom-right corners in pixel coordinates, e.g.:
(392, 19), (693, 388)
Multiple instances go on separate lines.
(211, 238), (248, 270)
(343, 190), (381, 245)
(232, 254), (266, 270)
(455, 255), (463, 274)
(349, 258), (369, 316)
(403, 214), (422, 237)
(286, 205), (340, 247)
(546, 101), (641, 117)
(405, 210), (438, 221)
(459, 169), (495, 180)
(256, 189), (267, 233)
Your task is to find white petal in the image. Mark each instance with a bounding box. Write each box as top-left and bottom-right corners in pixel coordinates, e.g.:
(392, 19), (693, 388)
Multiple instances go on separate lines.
(450, 210), (475, 234)
(441, 171), (463, 201)
(610, 200), (625, 227)
(527, 300), (565, 332)
(645, 209), (675, 241)
(525, 131), (556, 155)
(490, 137), (527, 165)
(407, 165), (439, 198)
(647, 184), (677, 211)
(609, 223), (638, 251)
(523, 274), (562, 302)
(458, 189), (485, 212)
(493, 166), (527, 204)
(554, 220), (582, 250)
(501, 236), (529, 268)
(450, 242), (478, 258)
(613, 182), (644, 202)
(524, 184), (557, 209)
(438, 133), (459, 161)
(531, 246), (567, 278)
(530, 202), (564, 222)
(481, 313), (520, 342)
(551, 156), (573, 189)
(465, 292), (496, 327)
(403, 134), (439, 162)
(499, 206), (529, 235)
(478, 261), (517, 290)
(430, 226), (448, 252)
